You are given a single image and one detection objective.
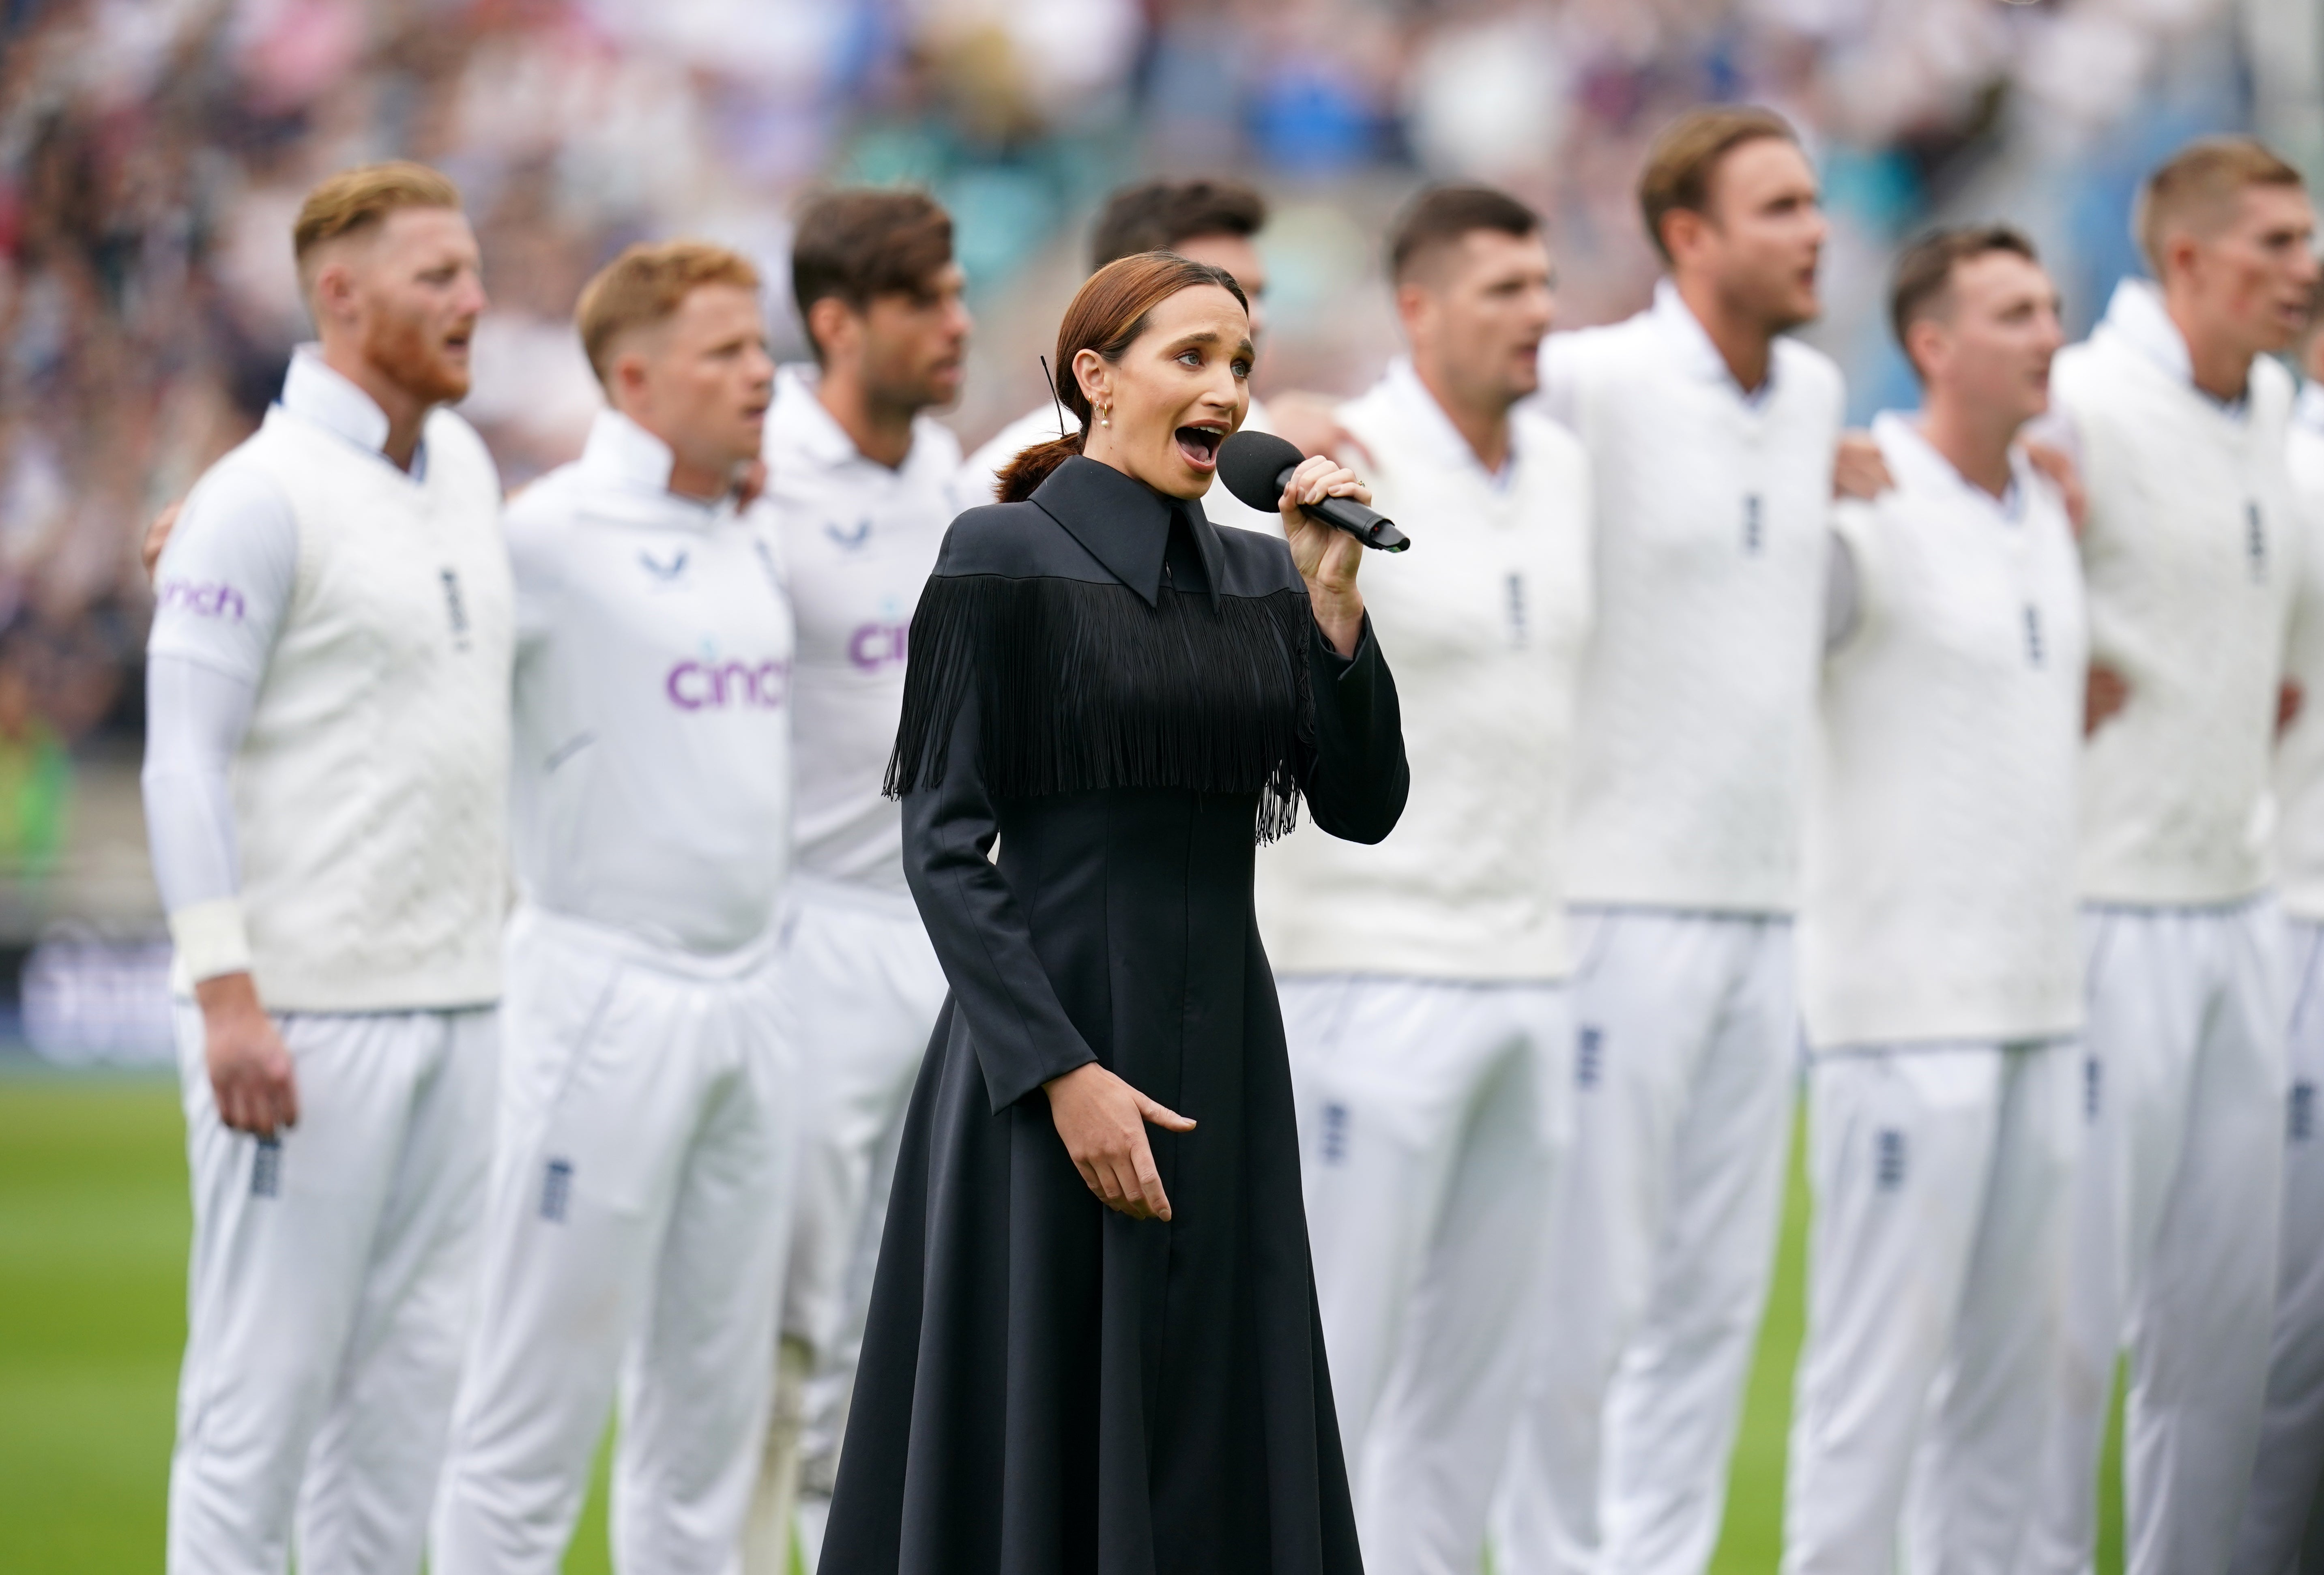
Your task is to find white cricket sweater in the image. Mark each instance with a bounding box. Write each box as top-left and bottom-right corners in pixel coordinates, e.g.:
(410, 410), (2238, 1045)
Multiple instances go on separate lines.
(1540, 281), (1844, 913)
(148, 373), (511, 1011)
(1254, 360), (1593, 980)
(2276, 382), (2324, 919)
(507, 412), (796, 955)
(1801, 415), (2086, 1049)
(2058, 280), (2302, 906)
(762, 367), (969, 899)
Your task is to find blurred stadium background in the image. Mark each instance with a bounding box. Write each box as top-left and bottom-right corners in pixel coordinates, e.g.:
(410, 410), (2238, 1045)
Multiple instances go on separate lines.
(3, 0), (2315, 1567)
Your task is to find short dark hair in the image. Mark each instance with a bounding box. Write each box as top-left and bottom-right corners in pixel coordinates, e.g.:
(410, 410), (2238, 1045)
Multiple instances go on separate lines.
(1388, 184), (1541, 283)
(1637, 106), (1799, 265)
(790, 189), (955, 361)
(1089, 179), (1267, 270)
(1888, 224), (2040, 373)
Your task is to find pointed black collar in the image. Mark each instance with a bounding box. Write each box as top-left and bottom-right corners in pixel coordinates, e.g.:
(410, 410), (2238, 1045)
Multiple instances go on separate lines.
(1029, 455), (1222, 608)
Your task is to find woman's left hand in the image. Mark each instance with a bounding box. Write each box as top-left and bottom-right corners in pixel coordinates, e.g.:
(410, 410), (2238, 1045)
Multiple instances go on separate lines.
(1279, 455), (1369, 656)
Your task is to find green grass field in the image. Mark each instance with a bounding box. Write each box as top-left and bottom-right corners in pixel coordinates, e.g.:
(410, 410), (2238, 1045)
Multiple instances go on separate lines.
(0, 1073), (2122, 1573)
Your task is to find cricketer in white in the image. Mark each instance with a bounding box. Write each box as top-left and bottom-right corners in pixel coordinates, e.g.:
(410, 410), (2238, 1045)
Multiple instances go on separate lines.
(2019, 141), (2317, 1575)
(743, 187), (975, 1575)
(1256, 187), (1590, 1575)
(1784, 230), (2087, 1575)
(1496, 112), (1843, 1575)
(2233, 361), (2324, 1575)
(750, 367), (961, 1570)
(142, 170), (511, 1575)
(431, 247), (797, 1575)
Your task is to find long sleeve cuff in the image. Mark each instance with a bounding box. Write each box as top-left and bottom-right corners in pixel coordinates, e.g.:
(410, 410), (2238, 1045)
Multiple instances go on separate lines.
(168, 898), (252, 984)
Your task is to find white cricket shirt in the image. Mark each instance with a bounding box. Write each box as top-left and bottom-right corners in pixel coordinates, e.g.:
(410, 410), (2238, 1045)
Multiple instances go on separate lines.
(1539, 280), (1845, 913)
(2057, 279), (2302, 906)
(762, 366), (968, 897)
(2276, 381), (2324, 919)
(1255, 360), (1593, 979)
(1801, 414), (2086, 1049)
(507, 410), (795, 955)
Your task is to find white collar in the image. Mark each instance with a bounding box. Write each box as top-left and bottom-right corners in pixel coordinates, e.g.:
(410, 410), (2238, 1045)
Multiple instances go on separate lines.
(2297, 380), (2324, 434)
(281, 345), (421, 470)
(1650, 277), (1775, 405)
(2099, 277), (2249, 418)
(768, 363), (939, 476)
(576, 409), (681, 495)
(1379, 357), (1516, 487)
(1871, 410), (2029, 521)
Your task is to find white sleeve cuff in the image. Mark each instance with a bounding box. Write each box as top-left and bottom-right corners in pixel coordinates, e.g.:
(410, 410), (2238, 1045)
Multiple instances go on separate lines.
(168, 897), (252, 983)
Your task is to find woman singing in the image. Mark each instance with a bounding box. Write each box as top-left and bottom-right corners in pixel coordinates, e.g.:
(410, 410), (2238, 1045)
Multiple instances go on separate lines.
(821, 252), (1409, 1574)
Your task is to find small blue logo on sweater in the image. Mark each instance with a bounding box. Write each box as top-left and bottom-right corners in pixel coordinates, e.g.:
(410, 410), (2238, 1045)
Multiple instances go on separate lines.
(540, 1158), (574, 1222)
(251, 1137), (282, 1199)
(1321, 1103), (1349, 1165)
(2293, 1082), (2315, 1143)
(1576, 1026), (1604, 1089)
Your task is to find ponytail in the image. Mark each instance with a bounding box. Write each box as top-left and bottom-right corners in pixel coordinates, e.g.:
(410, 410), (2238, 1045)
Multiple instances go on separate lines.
(997, 433), (1083, 502)
(994, 251), (1247, 506)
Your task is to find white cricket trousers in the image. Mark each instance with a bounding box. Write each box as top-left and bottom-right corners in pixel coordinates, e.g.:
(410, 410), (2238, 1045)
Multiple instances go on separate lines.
(431, 905), (795, 1575)
(2020, 900), (2286, 1575)
(2230, 916), (2324, 1575)
(1496, 910), (1798, 1575)
(167, 1002), (496, 1575)
(743, 877), (945, 1575)
(1783, 1041), (2081, 1575)
(1280, 974), (1570, 1575)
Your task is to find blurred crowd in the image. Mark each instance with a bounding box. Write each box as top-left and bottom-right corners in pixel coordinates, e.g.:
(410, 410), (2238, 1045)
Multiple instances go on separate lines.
(0, 0), (2317, 815)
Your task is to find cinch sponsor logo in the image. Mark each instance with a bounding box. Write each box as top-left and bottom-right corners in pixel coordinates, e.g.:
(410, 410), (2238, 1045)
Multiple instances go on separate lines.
(848, 621), (908, 672)
(666, 657), (790, 710)
(157, 579), (247, 621)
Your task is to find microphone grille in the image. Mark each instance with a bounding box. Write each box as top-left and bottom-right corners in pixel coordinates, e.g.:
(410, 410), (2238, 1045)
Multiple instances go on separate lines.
(1216, 429), (1306, 513)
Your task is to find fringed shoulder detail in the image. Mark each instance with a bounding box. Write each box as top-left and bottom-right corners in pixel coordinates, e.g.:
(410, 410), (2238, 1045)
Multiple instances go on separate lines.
(885, 572), (1317, 843)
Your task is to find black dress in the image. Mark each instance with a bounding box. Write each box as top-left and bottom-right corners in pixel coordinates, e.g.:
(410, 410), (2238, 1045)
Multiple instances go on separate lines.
(821, 456), (1409, 1575)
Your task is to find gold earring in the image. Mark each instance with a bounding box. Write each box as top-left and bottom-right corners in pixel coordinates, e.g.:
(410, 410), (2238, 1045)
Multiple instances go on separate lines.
(1100, 404), (1111, 428)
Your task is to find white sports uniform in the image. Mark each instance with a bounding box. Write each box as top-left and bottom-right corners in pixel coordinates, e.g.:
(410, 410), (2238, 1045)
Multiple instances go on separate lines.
(2019, 279), (2299, 1575)
(430, 411), (797, 1575)
(963, 393), (1283, 534)
(749, 367), (963, 1569)
(2232, 379), (2324, 1575)
(1784, 416), (2087, 1575)
(142, 348), (510, 1575)
(1497, 281), (1844, 1575)
(1254, 360), (1592, 1575)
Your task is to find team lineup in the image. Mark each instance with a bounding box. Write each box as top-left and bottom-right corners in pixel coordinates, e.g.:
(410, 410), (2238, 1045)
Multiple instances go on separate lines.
(137, 102), (2324, 1575)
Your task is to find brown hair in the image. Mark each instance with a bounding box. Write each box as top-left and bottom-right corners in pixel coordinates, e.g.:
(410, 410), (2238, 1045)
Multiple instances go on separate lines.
(293, 162), (462, 279)
(1637, 106), (1800, 265)
(1090, 179), (1267, 269)
(2135, 136), (2305, 276)
(996, 253), (1249, 503)
(1888, 224), (2040, 374)
(576, 240), (762, 389)
(1388, 184), (1540, 283)
(790, 189), (955, 363)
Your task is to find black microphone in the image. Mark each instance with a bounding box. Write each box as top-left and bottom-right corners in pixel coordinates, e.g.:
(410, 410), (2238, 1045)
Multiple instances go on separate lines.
(1217, 430), (1409, 552)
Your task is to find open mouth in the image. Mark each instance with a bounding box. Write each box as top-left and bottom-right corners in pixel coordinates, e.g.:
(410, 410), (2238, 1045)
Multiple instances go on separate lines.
(1175, 425), (1224, 469)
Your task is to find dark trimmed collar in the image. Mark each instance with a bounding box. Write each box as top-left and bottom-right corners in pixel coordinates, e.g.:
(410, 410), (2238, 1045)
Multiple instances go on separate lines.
(1029, 455), (1223, 608)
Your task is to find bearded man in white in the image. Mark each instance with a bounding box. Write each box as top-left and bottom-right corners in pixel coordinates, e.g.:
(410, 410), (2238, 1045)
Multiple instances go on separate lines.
(1255, 184), (1591, 1575)
(430, 242), (797, 1575)
(2232, 284), (2324, 1575)
(1784, 227), (2086, 1575)
(741, 189), (981, 1575)
(2020, 137), (2320, 1575)
(141, 163), (509, 1575)
(963, 177), (1281, 535)
(1494, 107), (1845, 1575)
